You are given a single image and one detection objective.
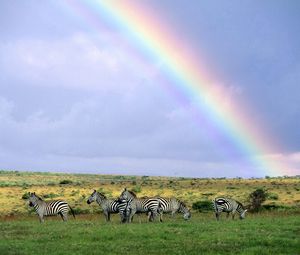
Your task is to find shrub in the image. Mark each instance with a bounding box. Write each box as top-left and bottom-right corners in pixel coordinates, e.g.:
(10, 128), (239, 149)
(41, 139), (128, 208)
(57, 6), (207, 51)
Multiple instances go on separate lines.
(132, 185), (142, 193)
(72, 207), (91, 215)
(192, 200), (212, 212)
(21, 183), (30, 188)
(249, 188), (268, 212)
(226, 186), (237, 190)
(268, 193), (279, 200)
(43, 193), (61, 199)
(262, 204), (286, 210)
(21, 192), (30, 200)
(59, 179), (73, 185)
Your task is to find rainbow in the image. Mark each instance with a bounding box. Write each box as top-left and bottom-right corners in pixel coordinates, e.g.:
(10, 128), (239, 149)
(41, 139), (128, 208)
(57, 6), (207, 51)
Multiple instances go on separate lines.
(64, 0), (294, 176)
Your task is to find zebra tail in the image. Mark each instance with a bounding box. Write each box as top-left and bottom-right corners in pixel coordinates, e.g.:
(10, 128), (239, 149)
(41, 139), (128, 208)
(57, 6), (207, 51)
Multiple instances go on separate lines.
(69, 205), (76, 219)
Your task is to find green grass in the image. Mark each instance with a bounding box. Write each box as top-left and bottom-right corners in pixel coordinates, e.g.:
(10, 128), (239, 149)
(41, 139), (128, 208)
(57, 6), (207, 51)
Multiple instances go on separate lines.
(1, 213), (299, 255)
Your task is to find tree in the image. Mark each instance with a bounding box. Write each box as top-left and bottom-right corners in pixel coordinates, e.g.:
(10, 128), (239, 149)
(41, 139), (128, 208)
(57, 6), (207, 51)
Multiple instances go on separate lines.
(249, 188), (267, 212)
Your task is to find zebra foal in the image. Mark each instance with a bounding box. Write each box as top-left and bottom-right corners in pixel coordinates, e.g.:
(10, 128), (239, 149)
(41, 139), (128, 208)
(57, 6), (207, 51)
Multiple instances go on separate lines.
(28, 192), (75, 223)
(213, 197), (247, 220)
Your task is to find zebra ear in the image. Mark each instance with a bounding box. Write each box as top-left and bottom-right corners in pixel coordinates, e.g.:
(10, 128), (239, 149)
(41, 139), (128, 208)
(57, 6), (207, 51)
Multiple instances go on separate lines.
(94, 189), (96, 192)
(244, 209), (248, 213)
(124, 187), (127, 191)
(33, 192), (35, 195)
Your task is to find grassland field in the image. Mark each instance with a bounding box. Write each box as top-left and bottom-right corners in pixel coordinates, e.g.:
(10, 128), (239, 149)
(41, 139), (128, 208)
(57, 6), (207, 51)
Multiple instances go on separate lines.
(0, 170), (299, 254)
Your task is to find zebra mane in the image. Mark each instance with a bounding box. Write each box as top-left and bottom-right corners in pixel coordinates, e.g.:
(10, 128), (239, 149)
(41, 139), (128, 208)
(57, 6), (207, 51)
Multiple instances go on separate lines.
(127, 190), (137, 198)
(180, 201), (187, 208)
(96, 191), (107, 199)
(32, 193), (43, 201)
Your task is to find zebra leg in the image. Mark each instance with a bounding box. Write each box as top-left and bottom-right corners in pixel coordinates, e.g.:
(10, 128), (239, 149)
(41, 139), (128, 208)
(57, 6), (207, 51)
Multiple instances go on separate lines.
(147, 211), (152, 221)
(58, 212), (64, 221)
(129, 209), (136, 223)
(215, 212), (220, 221)
(104, 211), (109, 222)
(147, 211), (153, 222)
(39, 214), (44, 223)
(62, 213), (68, 222)
(158, 208), (163, 222)
(119, 211), (126, 223)
(107, 213), (111, 222)
(231, 210), (236, 220)
(149, 210), (157, 222)
(160, 212), (163, 222)
(226, 212), (230, 219)
(138, 214), (142, 224)
(170, 211), (177, 221)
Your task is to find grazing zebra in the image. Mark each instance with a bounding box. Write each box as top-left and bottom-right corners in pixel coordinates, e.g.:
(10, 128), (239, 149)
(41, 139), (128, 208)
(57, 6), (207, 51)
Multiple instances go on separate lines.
(155, 197), (191, 221)
(28, 192), (75, 223)
(87, 190), (128, 222)
(118, 188), (160, 223)
(213, 197), (247, 220)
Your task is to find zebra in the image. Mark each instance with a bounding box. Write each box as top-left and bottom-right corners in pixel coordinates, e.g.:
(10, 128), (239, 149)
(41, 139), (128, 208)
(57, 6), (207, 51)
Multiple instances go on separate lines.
(213, 197), (247, 220)
(87, 190), (128, 222)
(155, 197), (191, 221)
(118, 188), (160, 223)
(28, 192), (75, 223)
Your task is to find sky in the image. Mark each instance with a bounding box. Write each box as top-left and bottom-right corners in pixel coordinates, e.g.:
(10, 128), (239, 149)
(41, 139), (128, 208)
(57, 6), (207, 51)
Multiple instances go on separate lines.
(0, 0), (300, 178)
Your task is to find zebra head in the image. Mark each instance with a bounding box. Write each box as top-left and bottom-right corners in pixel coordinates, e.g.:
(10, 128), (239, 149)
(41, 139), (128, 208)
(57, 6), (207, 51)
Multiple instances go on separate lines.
(240, 209), (248, 219)
(180, 202), (191, 220)
(183, 209), (191, 220)
(87, 190), (106, 204)
(87, 190), (98, 204)
(28, 192), (40, 207)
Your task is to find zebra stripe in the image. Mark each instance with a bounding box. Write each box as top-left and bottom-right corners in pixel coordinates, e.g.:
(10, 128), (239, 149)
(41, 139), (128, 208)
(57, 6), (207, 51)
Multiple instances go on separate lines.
(212, 197), (247, 220)
(118, 188), (160, 223)
(87, 190), (127, 222)
(157, 197), (191, 221)
(28, 192), (75, 223)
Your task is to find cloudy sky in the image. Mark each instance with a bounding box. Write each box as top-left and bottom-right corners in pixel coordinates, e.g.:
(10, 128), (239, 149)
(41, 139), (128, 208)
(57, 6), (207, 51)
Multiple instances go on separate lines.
(0, 0), (300, 177)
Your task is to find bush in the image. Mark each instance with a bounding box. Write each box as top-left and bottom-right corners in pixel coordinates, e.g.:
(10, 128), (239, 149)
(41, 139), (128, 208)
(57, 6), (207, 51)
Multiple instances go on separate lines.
(72, 207), (91, 215)
(132, 185), (142, 193)
(59, 179), (73, 185)
(268, 193), (279, 200)
(249, 188), (268, 212)
(21, 192), (30, 200)
(43, 193), (61, 199)
(192, 200), (212, 212)
(262, 204), (286, 210)
(226, 186), (237, 190)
